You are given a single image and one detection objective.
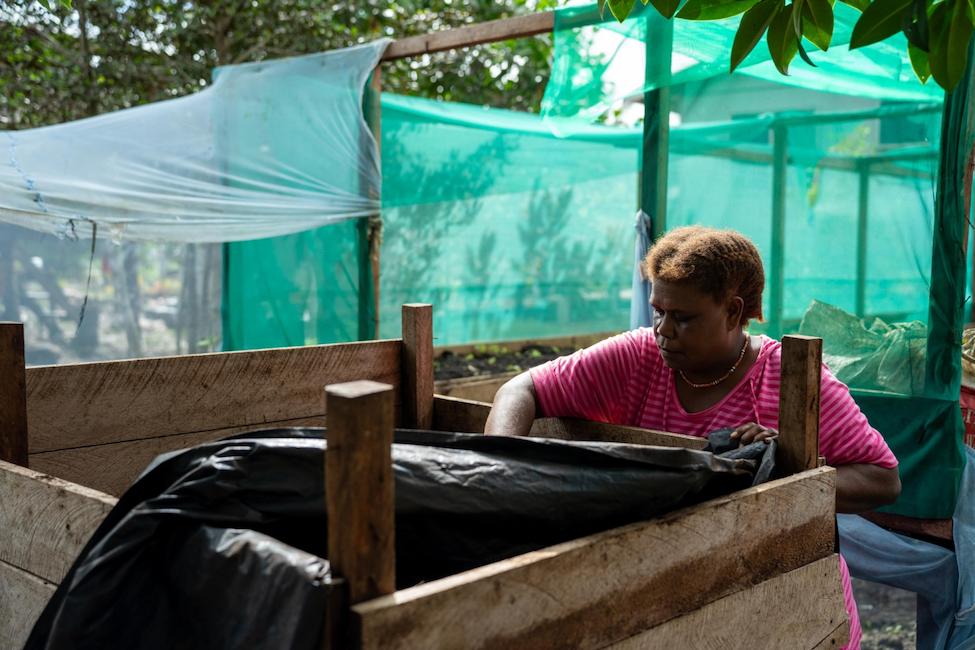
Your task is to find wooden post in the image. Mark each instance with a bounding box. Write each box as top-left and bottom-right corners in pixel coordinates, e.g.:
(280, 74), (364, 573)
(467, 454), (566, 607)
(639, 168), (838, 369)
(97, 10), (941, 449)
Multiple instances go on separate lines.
(778, 335), (822, 475)
(357, 66), (383, 341)
(401, 304), (433, 429)
(769, 122), (788, 340)
(325, 380), (396, 603)
(0, 322), (28, 466)
(367, 67), (383, 339)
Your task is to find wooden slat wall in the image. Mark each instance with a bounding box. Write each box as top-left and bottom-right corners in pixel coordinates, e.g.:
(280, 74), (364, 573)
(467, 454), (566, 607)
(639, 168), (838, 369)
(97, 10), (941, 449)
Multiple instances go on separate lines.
(608, 555), (848, 650)
(530, 418), (708, 449)
(0, 460), (116, 584)
(27, 416), (325, 497)
(353, 467), (837, 650)
(25, 340), (402, 454)
(0, 460), (117, 650)
(0, 559), (56, 650)
(431, 396), (707, 449)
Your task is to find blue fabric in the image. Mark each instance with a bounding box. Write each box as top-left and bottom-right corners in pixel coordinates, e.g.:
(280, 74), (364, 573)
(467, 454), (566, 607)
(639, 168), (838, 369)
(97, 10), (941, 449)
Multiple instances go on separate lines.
(838, 447), (975, 649)
(630, 210), (653, 330)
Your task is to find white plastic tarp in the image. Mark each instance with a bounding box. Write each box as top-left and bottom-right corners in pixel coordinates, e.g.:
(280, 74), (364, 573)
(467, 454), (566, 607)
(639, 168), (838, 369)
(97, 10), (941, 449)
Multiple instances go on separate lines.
(0, 40), (388, 243)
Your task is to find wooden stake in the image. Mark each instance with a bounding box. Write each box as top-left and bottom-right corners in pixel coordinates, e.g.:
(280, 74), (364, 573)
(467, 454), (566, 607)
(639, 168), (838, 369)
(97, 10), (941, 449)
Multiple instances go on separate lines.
(325, 380), (396, 605)
(0, 322), (28, 466)
(778, 335), (822, 475)
(367, 67), (383, 339)
(401, 304), (433, 429)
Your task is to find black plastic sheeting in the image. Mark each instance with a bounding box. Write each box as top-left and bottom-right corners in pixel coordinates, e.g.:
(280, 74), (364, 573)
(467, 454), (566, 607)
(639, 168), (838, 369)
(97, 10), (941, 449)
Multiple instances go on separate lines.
(26, 428), (775, 650)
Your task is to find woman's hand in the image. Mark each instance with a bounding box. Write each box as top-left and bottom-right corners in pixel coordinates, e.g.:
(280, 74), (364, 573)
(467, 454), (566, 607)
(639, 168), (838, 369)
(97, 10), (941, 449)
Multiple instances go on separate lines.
(730, 422), (778, 445)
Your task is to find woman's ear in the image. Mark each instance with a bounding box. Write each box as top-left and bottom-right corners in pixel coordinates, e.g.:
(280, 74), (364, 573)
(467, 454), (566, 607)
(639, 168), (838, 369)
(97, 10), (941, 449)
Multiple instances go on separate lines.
(727, 296), (745, 330)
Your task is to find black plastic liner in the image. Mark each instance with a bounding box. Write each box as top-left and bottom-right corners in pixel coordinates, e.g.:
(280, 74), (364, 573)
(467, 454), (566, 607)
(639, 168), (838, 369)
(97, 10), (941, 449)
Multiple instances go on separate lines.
(26, 428), (775, 650)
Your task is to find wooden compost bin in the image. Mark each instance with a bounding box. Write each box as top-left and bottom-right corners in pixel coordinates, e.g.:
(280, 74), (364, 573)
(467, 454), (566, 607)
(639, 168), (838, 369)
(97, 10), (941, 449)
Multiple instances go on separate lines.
(0, 305), (847, 649)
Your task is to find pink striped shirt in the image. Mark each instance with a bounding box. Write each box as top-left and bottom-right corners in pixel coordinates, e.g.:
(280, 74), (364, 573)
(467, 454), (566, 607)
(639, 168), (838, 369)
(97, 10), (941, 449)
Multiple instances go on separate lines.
(530, 330), (899, 649)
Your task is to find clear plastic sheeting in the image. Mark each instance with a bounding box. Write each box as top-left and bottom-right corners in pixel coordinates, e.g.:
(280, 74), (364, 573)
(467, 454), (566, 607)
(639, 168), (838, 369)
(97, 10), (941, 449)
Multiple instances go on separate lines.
(0, 40), (387, 243)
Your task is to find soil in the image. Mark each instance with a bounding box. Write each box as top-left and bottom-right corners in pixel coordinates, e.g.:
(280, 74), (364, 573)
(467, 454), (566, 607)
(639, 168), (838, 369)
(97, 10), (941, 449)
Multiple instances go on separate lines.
(434, 344), (564, 380)
(435, 343), (921, 649)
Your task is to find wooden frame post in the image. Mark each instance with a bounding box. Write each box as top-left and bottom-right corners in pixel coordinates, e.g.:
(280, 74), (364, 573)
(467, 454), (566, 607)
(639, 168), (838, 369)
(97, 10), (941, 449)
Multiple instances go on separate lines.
(778, 335), (822, 475)
(401, 304), (433, 429)
(325, 380), (396, 602)
(357, 65), (383, 341)
(0, 322), (28, 466)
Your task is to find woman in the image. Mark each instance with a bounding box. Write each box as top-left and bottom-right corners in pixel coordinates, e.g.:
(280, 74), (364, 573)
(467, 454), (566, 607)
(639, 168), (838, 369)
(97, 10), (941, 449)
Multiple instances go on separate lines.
(485, 226), (900, 649)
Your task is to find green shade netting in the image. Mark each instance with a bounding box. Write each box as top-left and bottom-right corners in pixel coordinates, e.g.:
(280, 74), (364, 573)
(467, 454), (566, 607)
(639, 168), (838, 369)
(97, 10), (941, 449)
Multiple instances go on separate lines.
(223, 23), (967, 516)
(543, 3), (941, 128)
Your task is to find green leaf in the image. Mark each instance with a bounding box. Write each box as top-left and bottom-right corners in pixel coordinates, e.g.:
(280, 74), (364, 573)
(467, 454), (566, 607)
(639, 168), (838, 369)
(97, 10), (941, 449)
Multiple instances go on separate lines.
(837, 0), (869, 10)
(768, 3), (800, 73)
(677, 0), (763, 20)
(731, 0), (783, 71)
(647, 0), (682, 18)
(928, 0), (974, 91)
(598, 0), (608, 18)
(849, 0), (914, 49)
(608, 0), (638, 21)
(792, 0), (806, 36)
(908, 43), (931, 83)
(797, 35), (819, 64)
(803, 0), (835, 49)
(902, 0), (930, 51)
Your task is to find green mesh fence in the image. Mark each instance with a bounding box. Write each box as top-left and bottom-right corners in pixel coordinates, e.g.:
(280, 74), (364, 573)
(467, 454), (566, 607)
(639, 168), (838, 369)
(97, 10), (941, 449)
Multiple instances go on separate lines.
(224, 6), (969, 517)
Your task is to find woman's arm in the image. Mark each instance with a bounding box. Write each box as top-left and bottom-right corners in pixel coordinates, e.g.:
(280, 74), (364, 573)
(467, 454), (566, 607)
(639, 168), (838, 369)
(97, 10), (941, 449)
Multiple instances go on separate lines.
(835, 463), (901, 513)
(732, 422), (902, 513)
(484, 371), (538, 436)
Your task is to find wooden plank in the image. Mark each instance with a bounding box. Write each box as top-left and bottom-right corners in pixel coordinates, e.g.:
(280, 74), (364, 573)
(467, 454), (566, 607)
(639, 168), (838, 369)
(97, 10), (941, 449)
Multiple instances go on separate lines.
(813, 622), (853, 649)
(433, 394), (492, 433)
(861, 511), (953, 545)
(382, 13), (554, 61)
(325, 381), (396, 603)
(367, 67), (382, 339)
(434, 372), (517, 403)
(26, 339), (401, 453)
(353, 467), (837, 650)
(608, 555), (848, 650)
(430, 396), (706, 448)
(0, 460), (115, 583)
(0, 559), (56, 650)
(28, 416), (326, 497)
(778, 335), (822, 475)
(401, 304), (433, 429)
(529, 418), (708, 450)
(0, 322), (28, 465)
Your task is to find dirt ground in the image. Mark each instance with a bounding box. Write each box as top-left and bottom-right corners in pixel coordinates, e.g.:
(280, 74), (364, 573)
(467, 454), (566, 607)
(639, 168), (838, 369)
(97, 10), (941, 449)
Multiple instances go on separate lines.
(855, 578), (918, 649)
(436, 344), (920, 649)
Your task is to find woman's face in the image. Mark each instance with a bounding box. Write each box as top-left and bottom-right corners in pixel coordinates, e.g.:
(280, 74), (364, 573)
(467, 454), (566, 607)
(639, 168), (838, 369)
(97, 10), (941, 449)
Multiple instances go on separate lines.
(650, 279), (743, 372)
